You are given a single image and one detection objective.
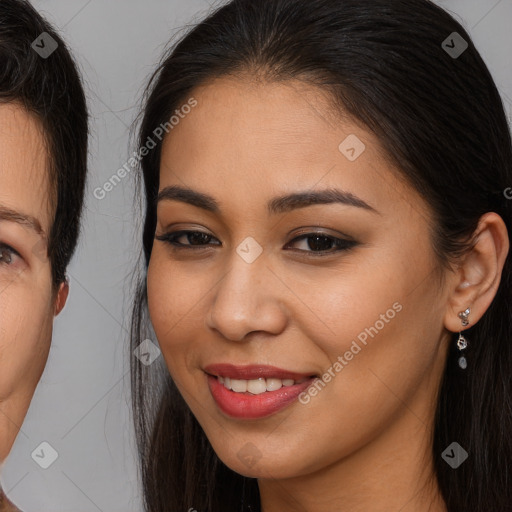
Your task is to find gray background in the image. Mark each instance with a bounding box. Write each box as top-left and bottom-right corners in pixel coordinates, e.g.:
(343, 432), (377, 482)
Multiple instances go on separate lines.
(1, 0), (511, 510)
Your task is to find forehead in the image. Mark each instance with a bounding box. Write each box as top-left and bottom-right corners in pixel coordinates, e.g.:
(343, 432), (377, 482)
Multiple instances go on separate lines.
(161, 77), (398, 201)
(163, 78), (353, 181)
(0, 102), (52, 234)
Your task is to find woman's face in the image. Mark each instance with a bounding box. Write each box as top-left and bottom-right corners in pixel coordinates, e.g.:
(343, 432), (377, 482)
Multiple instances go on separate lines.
(0, 103), (62, 462)
(147, 77), (454, 479)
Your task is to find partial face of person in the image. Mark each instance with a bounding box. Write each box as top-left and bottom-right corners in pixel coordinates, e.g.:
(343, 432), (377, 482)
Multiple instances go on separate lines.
(0, 103), (64, 462)
(147, 77), (454, 479)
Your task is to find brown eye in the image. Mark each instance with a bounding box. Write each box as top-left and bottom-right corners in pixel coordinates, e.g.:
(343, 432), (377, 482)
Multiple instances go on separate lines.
(286, 233), (357, 254)
(0, 244), (18, 265)
(184, 232), (215, 246)
(155, 230), (221, 248)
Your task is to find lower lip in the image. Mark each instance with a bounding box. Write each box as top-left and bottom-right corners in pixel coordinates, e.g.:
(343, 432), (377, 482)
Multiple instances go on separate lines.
(207, 375), (314, 419)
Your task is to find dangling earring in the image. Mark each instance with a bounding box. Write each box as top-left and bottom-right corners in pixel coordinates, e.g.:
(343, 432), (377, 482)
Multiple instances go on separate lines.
(456, 307), (470, 369)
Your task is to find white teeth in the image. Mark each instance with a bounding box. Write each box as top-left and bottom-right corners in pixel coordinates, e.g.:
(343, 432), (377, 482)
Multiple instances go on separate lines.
(230, 379), (248, 393)
(247, 378), (267, 395)
(266, 378), (282, 392)
(219, 376), (301, 393)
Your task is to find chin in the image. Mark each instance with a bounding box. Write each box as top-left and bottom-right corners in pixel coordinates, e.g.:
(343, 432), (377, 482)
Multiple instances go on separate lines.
(213, 446), (307, 480)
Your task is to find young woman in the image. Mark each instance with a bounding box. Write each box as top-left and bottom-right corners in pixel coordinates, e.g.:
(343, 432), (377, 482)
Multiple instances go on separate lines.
(0, 1), (88, 509)
(131, 0), (512, 510)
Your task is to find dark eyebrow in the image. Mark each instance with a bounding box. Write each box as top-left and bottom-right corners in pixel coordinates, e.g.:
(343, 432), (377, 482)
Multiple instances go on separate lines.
(268, 189), (378, 215)
(157, 185), (378, 215)
(0, 204), (44, 235)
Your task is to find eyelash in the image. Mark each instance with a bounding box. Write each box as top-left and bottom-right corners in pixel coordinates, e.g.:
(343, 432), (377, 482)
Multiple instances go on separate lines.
(0, 243), (21, 266)
(155, 230), (357, 256)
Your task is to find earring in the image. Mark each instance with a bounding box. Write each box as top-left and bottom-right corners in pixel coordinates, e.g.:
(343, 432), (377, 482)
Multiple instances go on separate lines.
(458, 307), (470, 326)
(456, 307), (470, 369)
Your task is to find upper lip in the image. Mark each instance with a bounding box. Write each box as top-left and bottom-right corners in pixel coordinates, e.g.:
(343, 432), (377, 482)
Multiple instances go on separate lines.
(204, 363), (316, 380)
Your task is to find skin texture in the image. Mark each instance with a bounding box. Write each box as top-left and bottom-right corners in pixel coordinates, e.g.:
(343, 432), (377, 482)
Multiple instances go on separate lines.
(0, 103), (68, 472)
(147, 77), (508, 512)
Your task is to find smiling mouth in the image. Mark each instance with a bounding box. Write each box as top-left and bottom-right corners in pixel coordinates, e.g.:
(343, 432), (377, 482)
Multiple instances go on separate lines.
(203, 363), (318, 418)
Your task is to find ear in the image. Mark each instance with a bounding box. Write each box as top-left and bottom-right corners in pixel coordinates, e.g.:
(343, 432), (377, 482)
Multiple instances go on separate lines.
(54, 279), (69, 316)
(444, 212), (509, 332)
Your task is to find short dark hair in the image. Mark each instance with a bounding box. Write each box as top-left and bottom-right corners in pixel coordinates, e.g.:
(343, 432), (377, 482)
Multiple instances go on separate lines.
(132, 0), (512, 510)
(0, 0), (88, 285)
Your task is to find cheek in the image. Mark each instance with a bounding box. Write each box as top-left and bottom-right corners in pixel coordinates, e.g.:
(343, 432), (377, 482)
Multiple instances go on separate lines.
(0, 281), (54, 401)
(147, 254), (192, 337)
(296, 261), (442, 404)
(146, 254), (205, 373)
(277, 253), (408, 361)
(281, 244), (442, 409)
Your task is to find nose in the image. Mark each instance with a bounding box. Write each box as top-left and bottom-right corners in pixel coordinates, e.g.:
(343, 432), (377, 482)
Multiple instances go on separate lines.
(205, 250), (288, 342)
